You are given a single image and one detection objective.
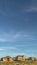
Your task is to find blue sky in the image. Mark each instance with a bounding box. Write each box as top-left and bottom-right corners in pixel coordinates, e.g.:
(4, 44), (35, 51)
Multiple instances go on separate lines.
(0, 0), (37, 58)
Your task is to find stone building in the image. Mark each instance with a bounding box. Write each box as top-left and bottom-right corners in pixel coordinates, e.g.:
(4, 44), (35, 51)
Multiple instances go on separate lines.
(1, 56), (14, 62)
(28, 57), (36, 61)
(16, 55), (26, 61)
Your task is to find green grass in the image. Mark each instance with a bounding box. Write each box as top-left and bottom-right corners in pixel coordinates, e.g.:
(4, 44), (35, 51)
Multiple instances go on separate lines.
(0, 60), (37, 65)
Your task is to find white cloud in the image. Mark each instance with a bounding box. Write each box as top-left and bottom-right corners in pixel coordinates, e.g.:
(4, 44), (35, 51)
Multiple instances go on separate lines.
(0, 32), (23, 42)
(0, 46), (19, 51)
(23, 0), (37, 12)
(0, 48), (4, 51)
(0, 38), (7, 42)
(0, 31), (36, 42)
(25, 7), (37, 12)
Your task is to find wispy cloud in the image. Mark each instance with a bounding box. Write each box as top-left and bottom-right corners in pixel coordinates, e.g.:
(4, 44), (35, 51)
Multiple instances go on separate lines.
(23, 0), (37, 12)
(25, 7), (37, 12)
(0, 48), (4, 51)
(0, 46), (19, 51)
(0, 38), (7, 42)
(0, 31), (36, 42)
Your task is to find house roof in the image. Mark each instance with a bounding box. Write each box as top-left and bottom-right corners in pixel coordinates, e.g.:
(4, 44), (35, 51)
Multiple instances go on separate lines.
(5, 56), (11, 58)
(1, 56), (14, 60)
(16, 55), (24, 57)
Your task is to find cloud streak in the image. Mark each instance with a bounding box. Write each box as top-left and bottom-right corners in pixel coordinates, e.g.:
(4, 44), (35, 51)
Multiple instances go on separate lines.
(0, 31), (36, 42)
(0, 48), (4, 51)
(23, 0), (37, 12)
(0, 46), (19, 51)
(25, 7), (37, 12)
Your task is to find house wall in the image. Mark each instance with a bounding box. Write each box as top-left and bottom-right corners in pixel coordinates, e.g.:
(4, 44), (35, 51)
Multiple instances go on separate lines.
(32, 58), (34, 60)
(28, 57), (35, 61)
(16, 56), (25, 61)
(18, 57), (23, 60)
(9, 58), (14, 61)
(3, 58), (7, 61)
(3, 58), (14, 62)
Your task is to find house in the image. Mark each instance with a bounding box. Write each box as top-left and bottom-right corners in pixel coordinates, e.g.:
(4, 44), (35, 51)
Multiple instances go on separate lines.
(28, 57), (36, 61)
(1, 56), (14, 62)
(15, 55), (26, 61)
(1, 57), (7, 61)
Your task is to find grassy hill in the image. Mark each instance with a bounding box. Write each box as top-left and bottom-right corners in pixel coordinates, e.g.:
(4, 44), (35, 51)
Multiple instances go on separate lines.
(0, 60), (37, 65)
